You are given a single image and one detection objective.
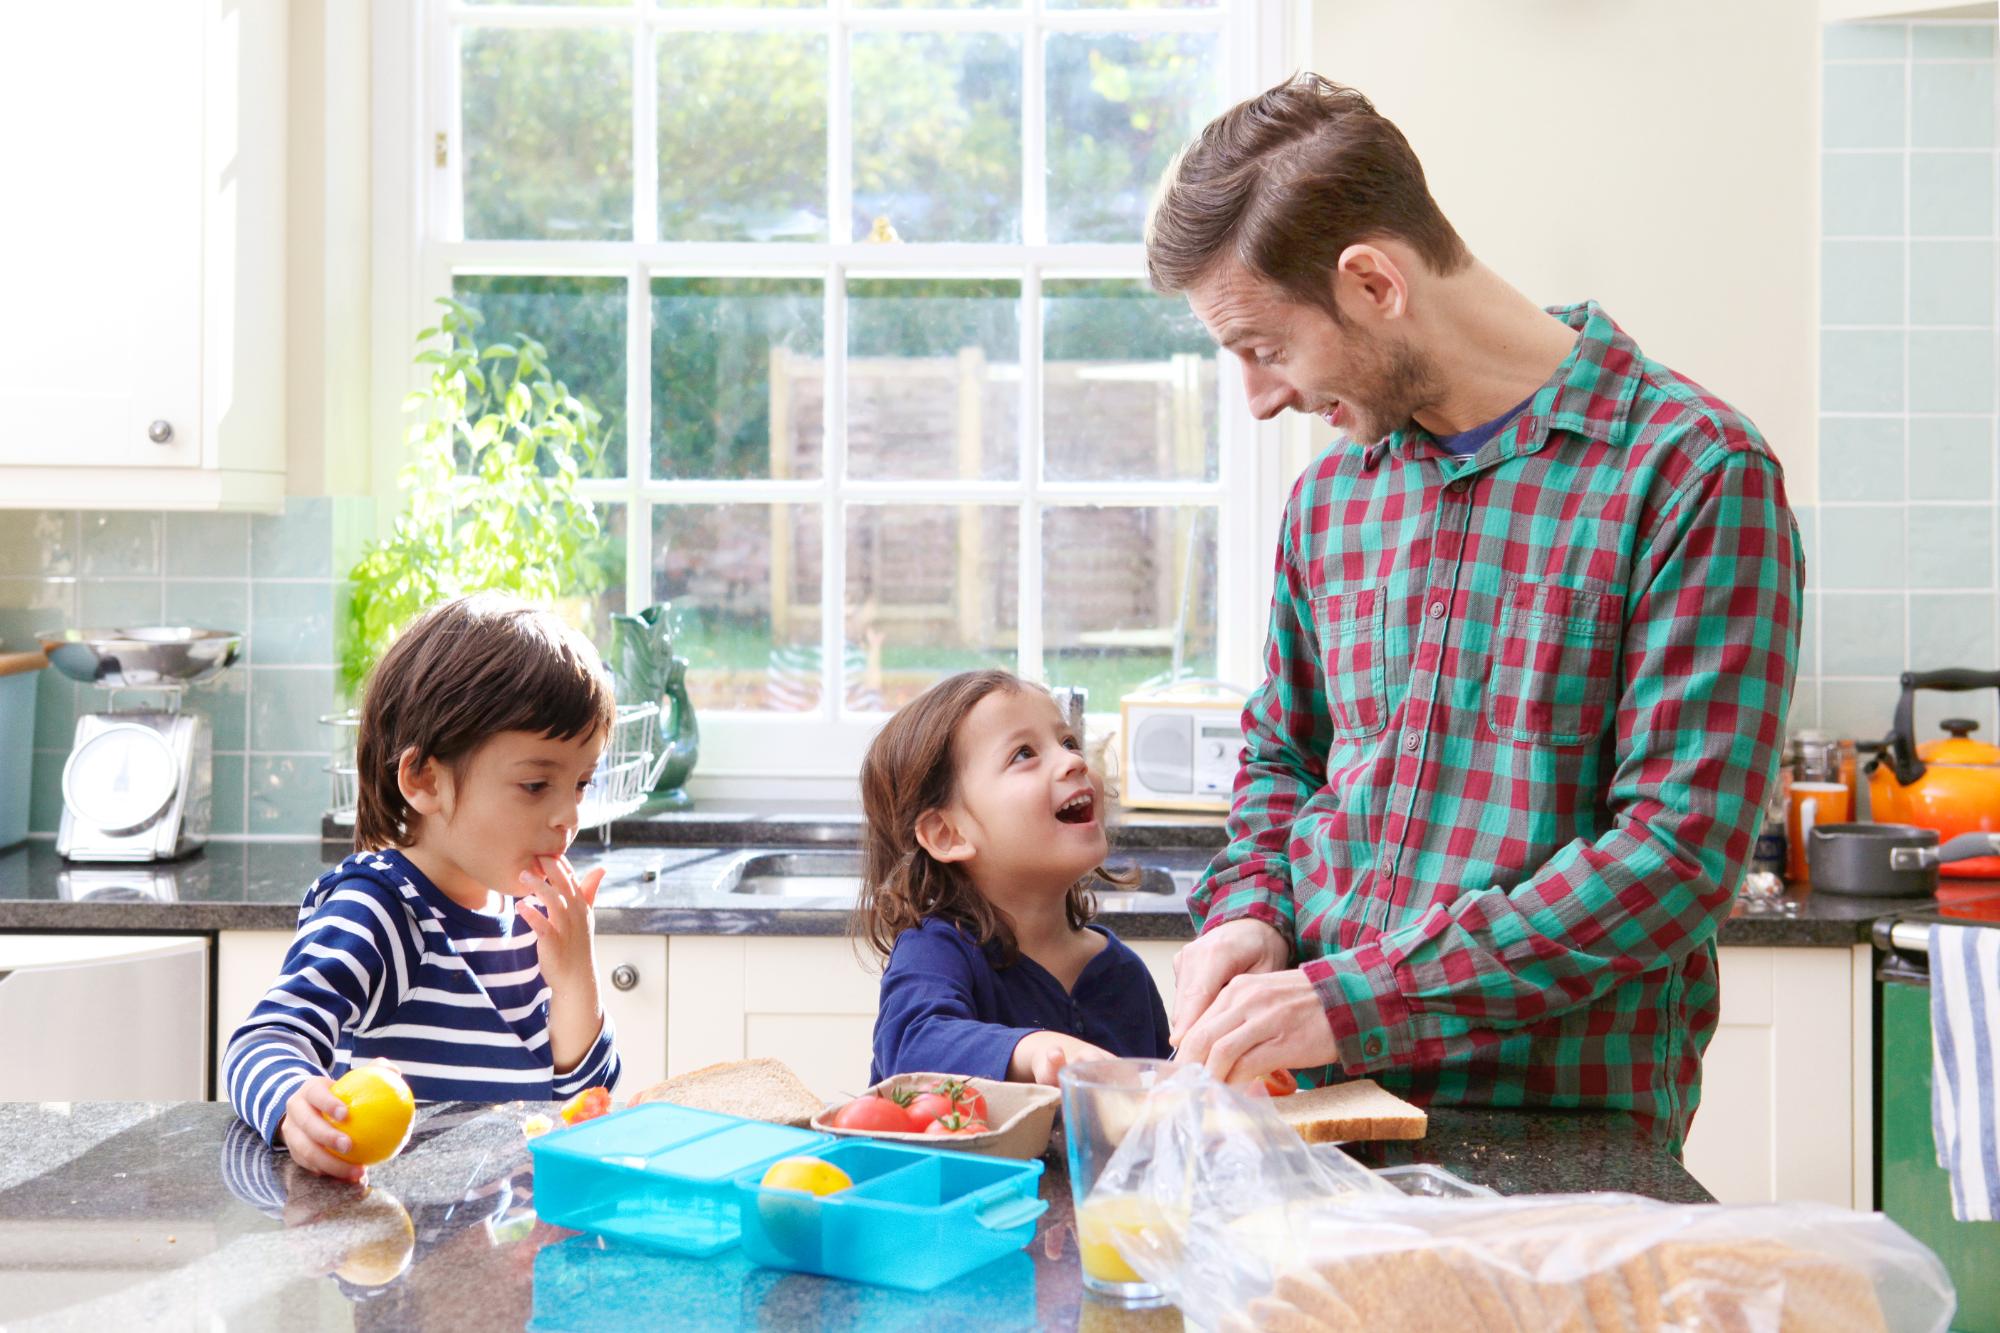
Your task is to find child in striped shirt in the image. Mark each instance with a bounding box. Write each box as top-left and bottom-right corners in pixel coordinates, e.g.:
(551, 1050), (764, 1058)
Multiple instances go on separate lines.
(224, 594), (622, 1181)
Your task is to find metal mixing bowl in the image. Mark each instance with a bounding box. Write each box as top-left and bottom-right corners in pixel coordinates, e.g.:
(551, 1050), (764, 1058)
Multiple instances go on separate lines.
(36, 627), (245, 688)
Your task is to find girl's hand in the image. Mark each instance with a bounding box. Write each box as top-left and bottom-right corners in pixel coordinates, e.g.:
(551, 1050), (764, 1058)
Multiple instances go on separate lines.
(517, 854), (604, 992)
(278, 1076), (366, 1183)
(1008, 1031), (1115, 1086)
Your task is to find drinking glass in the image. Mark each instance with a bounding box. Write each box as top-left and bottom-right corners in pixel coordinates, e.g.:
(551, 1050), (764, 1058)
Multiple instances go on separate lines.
(1058, 1057), (1177, 1306)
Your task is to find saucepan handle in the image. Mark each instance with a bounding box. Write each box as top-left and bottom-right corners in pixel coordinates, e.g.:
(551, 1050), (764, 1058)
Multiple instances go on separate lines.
(1937, 831), (2000, 866)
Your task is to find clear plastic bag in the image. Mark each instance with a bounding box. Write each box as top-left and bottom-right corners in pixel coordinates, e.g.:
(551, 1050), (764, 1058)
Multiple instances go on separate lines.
(1085, 1067), (1955, 1333)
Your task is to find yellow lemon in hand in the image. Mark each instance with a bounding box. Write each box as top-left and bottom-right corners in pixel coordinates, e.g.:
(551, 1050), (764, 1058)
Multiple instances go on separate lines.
(759, 1156), (853, 1196)
(328, 1062), (416, 1167)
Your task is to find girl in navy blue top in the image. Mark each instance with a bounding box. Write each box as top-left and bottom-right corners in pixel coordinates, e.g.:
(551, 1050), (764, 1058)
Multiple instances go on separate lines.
(856, 669), (1172, 1085)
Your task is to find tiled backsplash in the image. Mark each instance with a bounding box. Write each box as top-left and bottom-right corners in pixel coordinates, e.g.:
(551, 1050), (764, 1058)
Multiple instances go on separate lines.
(1811, 19), (2000, 748)
(0, 498), (372, 837)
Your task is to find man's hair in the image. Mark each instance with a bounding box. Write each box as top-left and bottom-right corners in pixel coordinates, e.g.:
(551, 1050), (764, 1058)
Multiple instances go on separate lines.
(1146, 73), (1470, 316)
(352, 593), (616, 851)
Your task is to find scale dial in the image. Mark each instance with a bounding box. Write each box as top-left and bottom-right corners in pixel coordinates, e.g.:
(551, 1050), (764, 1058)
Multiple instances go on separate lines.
(62, 723), (181, 835)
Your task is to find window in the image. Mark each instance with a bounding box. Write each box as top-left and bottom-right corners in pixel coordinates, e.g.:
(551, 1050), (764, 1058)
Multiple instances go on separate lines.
(408, 0), (1293, 782)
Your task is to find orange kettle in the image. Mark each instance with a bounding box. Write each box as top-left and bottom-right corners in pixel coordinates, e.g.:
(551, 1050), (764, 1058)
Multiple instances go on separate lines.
(1867, 669), (2000, 879)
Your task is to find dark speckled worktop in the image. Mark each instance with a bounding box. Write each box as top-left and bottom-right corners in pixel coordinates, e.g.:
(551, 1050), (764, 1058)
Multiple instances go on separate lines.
(0, 1099), (1709, 1330)
(4, 827), (1990, 945)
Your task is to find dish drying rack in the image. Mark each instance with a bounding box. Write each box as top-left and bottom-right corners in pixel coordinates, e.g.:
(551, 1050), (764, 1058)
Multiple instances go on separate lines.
(322, 702), (663, 839)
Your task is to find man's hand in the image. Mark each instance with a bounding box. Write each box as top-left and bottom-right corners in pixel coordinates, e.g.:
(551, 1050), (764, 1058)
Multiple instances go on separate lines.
(1173, 967), (1341, 1086)
(278, 1077), (366, 1183)
(1169, 917), (1290, 1047)
(1008, 1031), (1115, 1086)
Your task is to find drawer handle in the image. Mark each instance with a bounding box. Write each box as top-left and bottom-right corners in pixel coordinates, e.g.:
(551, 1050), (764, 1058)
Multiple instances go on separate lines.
(609, 964), (639, 991)
(147, 420), (175, 444)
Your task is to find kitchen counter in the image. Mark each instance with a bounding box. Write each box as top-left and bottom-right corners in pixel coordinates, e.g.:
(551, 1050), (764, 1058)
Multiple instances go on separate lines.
(0, 1099), (1711, 1331)
(4, 836), (1991, 946)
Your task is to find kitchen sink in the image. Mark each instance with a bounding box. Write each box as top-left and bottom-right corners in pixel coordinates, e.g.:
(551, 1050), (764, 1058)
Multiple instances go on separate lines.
(710, 850), (1190, 901)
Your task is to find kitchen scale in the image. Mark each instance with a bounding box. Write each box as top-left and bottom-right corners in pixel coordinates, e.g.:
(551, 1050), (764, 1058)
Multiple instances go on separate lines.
(36, 627), (243, 862)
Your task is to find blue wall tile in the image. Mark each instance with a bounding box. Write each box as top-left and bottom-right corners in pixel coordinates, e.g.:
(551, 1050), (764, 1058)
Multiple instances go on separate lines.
(1911, 153), (1996, 237)
(163, 580), (251, 636)
(78, 579), (163, 627)
(1823, 678), (1901, 740)
(249, 755), (331, 835)
(1824, 64), (1907, 148)
(1907, 504), (1994, 587)
(1818, 505), (1907, 589)
(1907, 417), (1996, 500)
(1910, 241), (1996, 326)
(0, 513), (78, 578)
(185, 670), (248, 754)
(249, 667), (337, 753)
(1824, 153), (1907, 236)
(1909, 591), (1997, 670)
(164, 513), (250, 578)
(1912, 62), (1996, 148)
(251, 497), (335, 580)
(1826, 23), (1908, 58)
(79, 512), (161, 577)
(1821, 241), (1905, 324)
(1912, 24), (1996, 59)
(1910, 331), (1996, 412)
(1821, 591), (1907, 674)
(208, 752), (247, 836)
(1820, 331), (1905, 410)
(1818, 417), (1905, 501)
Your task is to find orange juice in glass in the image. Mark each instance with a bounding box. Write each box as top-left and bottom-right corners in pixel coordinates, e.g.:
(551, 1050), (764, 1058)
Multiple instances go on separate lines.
(1059, 1058), (1177, 1306)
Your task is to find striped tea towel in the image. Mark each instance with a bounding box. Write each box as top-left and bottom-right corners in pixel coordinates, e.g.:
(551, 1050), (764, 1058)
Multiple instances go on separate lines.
(1930, 922), (2000, 1221)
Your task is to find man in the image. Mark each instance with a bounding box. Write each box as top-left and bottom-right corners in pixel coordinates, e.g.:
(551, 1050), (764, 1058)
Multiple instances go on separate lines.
(1154, 75), (1801, 1152)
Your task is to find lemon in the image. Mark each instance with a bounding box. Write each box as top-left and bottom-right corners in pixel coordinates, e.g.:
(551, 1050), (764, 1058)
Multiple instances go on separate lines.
(328, 1061), (416, 1167)
(759, 1156), (853, 1196)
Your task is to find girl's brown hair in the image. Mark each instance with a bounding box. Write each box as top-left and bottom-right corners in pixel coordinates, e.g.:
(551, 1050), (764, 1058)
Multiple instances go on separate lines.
(854, 669), (1124, 968)
(352, 593), (617, 851)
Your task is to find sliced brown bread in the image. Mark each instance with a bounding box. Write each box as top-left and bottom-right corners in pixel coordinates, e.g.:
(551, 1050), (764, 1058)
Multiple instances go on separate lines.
(624, 1057), (824, 1126)
(1274, 1079), (1427, 1143)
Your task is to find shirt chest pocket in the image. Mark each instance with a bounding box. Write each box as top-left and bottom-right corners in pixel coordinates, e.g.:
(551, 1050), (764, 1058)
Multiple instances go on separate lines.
(1310, 587), (1388, 739)
(1484, 578), (1622, 747)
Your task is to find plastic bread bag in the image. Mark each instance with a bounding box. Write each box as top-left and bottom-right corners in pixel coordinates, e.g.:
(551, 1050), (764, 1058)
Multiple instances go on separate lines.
(1083, 1069), (1956, 1333)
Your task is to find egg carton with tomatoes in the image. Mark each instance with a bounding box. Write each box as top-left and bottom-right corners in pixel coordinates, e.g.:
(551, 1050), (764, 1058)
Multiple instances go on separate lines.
(813, 1073), (1060, 1161)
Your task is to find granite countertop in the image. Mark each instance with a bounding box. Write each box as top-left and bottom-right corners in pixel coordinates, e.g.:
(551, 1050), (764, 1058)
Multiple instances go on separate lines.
(0, 1099), (1710, 1331)
(4, 831), (1989, 946)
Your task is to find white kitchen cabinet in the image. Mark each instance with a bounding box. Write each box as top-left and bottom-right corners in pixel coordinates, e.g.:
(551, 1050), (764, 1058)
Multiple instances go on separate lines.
(214, 930), (668, 1098)
(0, 1), (286, 511)
(665, 936), (884, 1102)
(1685, 944), (1874, 1210)
(0, 935), (208, 1101)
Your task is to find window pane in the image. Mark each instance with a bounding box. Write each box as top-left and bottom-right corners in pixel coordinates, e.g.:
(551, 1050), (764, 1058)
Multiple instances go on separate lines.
(852, 32), (1021, 243)
(1045, 31), (1219, 243)
(653, 503), (825, 712)
(659, 32), (827, 241)
(453, 275), (629, 477)
(847, 279), (1020, 481)
(577, 501), (628, 659)
(1043, 505), (1217, 704)
(652, 278), (824, 481)
(461, 28), (633, 240)
(854, 0), (1006, 7)
(1042, 279), (1215, 482)
(1045, 0), (1216, 8)
(847, 504), (1018, 710)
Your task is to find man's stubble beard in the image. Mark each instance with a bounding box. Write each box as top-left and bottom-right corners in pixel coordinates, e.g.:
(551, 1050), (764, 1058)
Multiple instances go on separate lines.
(1341, 327), (1442, 447)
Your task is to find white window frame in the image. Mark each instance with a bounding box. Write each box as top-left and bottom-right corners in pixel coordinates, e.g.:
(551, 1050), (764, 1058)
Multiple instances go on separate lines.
(374, 0), (1309, 799)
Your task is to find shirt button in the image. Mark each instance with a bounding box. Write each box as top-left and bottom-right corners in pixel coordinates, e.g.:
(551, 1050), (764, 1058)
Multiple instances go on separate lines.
(1364, 1036), (1385, 1058)
(1426, 600), (1445, 619)
(1447, 478), (1470, 494)
(1402, 731), (1421, 753)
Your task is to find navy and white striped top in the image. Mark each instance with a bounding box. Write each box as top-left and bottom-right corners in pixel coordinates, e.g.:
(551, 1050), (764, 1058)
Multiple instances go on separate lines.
(223, 848), (621, 1145)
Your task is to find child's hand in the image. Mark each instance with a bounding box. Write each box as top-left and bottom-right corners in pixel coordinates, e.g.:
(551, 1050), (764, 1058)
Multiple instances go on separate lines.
(1008, 1031), (1115, 1086)
(279, 1077), (366, 1183)
(517, 854), (604, 992)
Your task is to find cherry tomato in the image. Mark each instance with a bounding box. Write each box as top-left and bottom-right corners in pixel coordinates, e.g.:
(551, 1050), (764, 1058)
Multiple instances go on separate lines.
(559, 1087), (613, 1124)
(829, 1095), (917, 1134)
(928, 1077), (989, 1124)
(922, 1113), (990, 1137)
(904, 1092), (956, 1129)
(1261, 1069), (1299, 1098)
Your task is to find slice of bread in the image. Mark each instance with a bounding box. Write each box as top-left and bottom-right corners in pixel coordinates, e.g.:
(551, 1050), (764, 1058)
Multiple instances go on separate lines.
(624, 1057), (824, 1127)
(1274, 1079), (1427, 1143)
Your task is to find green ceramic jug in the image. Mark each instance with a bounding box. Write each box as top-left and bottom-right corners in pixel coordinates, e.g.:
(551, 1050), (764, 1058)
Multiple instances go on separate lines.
(609, 603), (699, 811)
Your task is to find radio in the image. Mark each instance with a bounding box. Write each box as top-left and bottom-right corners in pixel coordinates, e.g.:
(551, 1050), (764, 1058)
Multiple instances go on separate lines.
(1118, 686), (1247, 813)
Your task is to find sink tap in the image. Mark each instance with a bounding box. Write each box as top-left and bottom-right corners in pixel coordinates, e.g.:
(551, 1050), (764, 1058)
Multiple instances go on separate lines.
(1048, 685), (1088, 738)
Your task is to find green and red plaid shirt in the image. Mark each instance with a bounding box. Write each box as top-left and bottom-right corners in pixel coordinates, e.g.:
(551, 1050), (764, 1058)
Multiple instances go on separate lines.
(1193, 302), (1802, 1151)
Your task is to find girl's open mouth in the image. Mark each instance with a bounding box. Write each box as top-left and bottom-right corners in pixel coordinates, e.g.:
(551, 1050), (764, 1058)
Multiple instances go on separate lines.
(1055, 791), (1096, 825)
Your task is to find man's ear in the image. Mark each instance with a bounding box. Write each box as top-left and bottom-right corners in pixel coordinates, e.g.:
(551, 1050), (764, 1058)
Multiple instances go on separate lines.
(913, 806), (975, 864)
(1334, 242), (1409, 321)
(398, 747), (450, 819)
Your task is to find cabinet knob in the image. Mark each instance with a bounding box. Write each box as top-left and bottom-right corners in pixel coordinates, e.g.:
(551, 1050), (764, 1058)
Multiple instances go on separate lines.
(610, 963), (639, 991)
(147, 420), (174, 444)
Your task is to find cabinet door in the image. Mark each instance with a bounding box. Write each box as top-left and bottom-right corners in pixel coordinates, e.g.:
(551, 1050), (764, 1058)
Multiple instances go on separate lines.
(0, 935), (208, 1101)
(218, 930), (669, 1098)
(1683, 946), (1864, 1208)
(666, 937), (881, 1102)
(0, 4), (203, 469)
